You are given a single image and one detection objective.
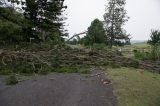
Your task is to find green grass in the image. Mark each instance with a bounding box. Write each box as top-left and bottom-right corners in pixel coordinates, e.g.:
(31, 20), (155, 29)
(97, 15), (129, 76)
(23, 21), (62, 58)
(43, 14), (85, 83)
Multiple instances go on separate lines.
(107, 67), (160, 106)
(131, 42), (150, 49)
(114, 42), (151, 58)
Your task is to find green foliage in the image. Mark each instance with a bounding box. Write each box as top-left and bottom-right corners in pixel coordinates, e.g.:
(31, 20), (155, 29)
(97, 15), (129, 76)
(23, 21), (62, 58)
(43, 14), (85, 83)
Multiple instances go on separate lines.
(0, 60), (52, 75)
(50, 49), (61, 68)
(104, 0), (129, 47)
(0, 7), (27, 43)
(21, 0), (67, 41)
(81, 19), (107, 46)
(0, 68), (12, 75)
(148, 29), (160, 46)
(13, 61), (34, 74)
(147, 29), (160, 60)
(17, 43), (53, 51)
(0, 20), (23, 42)
(133, 50), (148, 59)
(0, 0), (67, 44)
(5, 75), (18, 85)
(149, 45), (160, 60)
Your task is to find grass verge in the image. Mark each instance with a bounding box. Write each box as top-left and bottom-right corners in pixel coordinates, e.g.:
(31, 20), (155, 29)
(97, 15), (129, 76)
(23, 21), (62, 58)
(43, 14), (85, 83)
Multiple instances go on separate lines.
(107, 67), (160, 106)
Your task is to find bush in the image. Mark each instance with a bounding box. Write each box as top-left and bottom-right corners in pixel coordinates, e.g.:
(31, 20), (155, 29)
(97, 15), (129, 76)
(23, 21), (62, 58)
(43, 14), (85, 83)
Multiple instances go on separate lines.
(148, 29), (160, 45)
(147, 29), (160, 60)
(149, 45), (160, 60)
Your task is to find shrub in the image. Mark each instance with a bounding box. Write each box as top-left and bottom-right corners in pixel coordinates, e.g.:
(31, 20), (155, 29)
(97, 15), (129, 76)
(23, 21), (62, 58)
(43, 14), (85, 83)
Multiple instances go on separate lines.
(148, 29), (160, 45)
(147, 29), (160, 60)
(149, 45), (160, 60)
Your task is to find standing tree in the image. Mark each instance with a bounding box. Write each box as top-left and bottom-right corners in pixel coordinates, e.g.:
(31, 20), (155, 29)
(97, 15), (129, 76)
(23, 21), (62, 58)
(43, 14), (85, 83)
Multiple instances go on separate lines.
(82, 19), (106, 46)
(104, 0), (129, 48)
(22, 0), (39, 41)
(8, 0), (67, 43)
(43, 0), (68, 43)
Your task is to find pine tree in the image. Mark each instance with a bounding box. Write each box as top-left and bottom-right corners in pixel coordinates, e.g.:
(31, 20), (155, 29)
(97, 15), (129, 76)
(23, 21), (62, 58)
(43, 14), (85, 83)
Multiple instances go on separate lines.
(104, 0), (129, 48)
(8, 0), (67, 42)
(39, 0), (67, 41)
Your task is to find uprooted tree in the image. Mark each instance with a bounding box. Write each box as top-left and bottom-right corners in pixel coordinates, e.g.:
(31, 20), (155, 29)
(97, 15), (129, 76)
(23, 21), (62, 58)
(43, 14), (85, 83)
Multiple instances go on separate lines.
(104, 0), (130, 48)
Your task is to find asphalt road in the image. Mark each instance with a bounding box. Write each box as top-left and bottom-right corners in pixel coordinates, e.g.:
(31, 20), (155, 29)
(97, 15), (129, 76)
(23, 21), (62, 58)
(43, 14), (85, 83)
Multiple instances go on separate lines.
(0, 69), (117, 106)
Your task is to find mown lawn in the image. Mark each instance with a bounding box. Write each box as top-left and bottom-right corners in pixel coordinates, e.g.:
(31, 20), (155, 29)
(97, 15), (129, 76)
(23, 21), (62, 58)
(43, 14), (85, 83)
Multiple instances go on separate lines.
(107, 68), (160, 106)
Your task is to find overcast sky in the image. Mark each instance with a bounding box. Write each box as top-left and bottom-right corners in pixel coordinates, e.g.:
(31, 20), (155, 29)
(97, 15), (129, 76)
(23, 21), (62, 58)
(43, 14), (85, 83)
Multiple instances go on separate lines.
(64, 0), (160, 40)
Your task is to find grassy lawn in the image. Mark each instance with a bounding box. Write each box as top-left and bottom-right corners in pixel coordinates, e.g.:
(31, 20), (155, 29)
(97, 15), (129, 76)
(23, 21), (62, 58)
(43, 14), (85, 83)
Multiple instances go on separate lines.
(131, 42), (150, 49)
(107, 67), (160, 106)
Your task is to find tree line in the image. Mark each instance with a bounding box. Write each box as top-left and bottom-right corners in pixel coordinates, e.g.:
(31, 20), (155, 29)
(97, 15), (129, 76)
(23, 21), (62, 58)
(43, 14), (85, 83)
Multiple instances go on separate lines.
(69, 0), (131, 47)
(0, 0), (67, 45)
(0, 0), (134, 48)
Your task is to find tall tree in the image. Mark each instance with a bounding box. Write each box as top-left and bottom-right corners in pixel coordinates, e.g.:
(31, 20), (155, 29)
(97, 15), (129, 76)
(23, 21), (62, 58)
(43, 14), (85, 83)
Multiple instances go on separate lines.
(8, 0), (67, 42)
(39, 0), (67, 41)
(104, 0), (129, 48)
(22, 0), (39, 41)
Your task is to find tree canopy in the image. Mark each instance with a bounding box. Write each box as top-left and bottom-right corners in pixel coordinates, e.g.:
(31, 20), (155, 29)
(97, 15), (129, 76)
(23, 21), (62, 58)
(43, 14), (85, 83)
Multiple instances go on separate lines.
(81, 19), (106, 45)
(0, 0), (67, 44)
(148, 29), (160, 46)
(104, 0), (129, 47)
